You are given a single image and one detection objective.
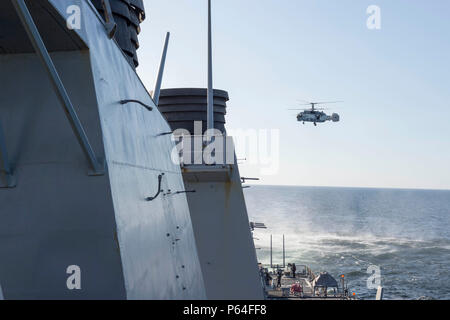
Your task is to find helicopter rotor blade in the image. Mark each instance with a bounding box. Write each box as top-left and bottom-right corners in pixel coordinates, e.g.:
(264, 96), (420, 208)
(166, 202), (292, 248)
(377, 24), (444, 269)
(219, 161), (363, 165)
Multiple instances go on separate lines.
(311, 101), (343, 105)
(288, 107), (330, 111)
(297, 101), (343, 106)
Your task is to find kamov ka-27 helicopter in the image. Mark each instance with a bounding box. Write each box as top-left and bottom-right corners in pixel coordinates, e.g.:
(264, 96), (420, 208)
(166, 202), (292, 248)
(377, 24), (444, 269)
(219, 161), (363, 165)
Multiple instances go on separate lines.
(290, 101), (341, 126)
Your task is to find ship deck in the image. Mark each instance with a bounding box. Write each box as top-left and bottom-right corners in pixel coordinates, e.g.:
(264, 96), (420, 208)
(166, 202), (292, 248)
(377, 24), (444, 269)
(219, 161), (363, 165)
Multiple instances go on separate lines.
(264, 274), (351, 300)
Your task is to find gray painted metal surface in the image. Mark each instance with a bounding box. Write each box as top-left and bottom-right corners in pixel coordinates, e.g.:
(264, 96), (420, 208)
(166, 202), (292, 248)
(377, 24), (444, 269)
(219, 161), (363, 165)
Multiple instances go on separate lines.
(12, 0), (105, 176)
(159, 86), (263, 299)
(0, 0), (87, 54)
(182, 160), (265, 300)
(158, 88), (229, 134)
(97, 0), (118, 39)
(90, 0), (146, 67)
(0, 51), (125, 299)
(0, 0), (205, 299)
(0, 122), (16, 188)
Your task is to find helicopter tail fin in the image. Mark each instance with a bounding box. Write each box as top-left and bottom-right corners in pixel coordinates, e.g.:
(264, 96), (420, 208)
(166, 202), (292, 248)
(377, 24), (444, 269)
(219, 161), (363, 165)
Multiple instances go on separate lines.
(331, 113), (340, 122)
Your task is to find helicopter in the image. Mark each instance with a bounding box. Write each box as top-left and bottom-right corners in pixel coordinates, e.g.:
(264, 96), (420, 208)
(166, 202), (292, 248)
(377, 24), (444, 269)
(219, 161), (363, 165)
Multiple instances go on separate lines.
(290, 101), (341, 126)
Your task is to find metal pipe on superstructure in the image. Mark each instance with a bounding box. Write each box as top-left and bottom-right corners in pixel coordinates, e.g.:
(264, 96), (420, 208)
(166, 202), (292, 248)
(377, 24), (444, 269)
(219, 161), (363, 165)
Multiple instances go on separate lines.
(101, 0), (117, 39)
(206, 0), (214, 133)
(12, 0), (104, 176)
(153, 32), (170, 106)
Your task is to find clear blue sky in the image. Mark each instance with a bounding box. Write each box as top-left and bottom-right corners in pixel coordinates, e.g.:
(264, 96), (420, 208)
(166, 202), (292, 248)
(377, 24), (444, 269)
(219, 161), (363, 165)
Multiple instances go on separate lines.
(137, 0), (450, 190)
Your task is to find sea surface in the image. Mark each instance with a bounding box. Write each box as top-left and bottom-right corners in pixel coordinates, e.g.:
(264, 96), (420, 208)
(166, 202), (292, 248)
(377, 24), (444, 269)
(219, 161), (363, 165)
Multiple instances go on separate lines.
(244, 185), (450, 300)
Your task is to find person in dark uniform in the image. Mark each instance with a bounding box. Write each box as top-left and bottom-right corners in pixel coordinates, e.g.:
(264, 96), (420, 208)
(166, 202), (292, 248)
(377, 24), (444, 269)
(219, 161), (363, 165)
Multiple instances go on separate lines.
(276, 269), (282, 288)
(265, 271), (272, 286)
(292, 263), (297, 278)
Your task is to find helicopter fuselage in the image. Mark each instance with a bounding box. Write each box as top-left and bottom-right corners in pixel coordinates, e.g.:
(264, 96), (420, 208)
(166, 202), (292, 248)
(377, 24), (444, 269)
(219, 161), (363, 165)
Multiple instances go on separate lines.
(297, 110), (340, 125)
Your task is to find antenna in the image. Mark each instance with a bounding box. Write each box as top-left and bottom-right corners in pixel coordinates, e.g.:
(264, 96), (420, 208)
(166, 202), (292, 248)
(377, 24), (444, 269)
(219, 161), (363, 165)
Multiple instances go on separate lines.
(206, 0), (214, 133)
(153, 32), (171, 106)
(283, 234), (285, 268)
(270, 234), (273, 268)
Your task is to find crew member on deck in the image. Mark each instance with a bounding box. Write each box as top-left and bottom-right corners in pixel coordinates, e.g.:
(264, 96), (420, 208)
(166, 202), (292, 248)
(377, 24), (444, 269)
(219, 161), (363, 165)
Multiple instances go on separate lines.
(277, 270), (282, 288)
(265, 271), (272, 286)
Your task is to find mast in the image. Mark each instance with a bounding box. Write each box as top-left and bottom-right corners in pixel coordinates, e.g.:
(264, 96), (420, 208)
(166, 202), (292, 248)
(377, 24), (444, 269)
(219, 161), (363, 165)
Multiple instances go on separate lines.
(153, 32), (170, 106)
(270, 234), (273, 268)
(206, 0), (214, 133)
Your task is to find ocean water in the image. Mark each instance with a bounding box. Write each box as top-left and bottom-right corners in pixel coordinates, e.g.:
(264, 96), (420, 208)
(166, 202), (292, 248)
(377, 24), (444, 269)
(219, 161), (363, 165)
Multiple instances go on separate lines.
(244, 185), (450, 300)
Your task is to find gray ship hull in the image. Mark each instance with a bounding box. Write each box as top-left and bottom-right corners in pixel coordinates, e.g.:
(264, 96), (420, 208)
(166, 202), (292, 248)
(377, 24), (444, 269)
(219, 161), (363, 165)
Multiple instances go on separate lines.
(0, 0), (205, 299)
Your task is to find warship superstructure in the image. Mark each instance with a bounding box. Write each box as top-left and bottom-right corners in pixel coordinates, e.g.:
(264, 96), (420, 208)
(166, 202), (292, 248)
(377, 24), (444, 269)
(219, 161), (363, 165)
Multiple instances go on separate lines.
(0, 0), (359, 301)
(0, 0), (262, 299)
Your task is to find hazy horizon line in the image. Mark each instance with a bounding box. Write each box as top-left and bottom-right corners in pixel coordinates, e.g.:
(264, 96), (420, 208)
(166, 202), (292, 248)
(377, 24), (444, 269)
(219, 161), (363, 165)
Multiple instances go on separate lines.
(247, 184), (450, 192)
